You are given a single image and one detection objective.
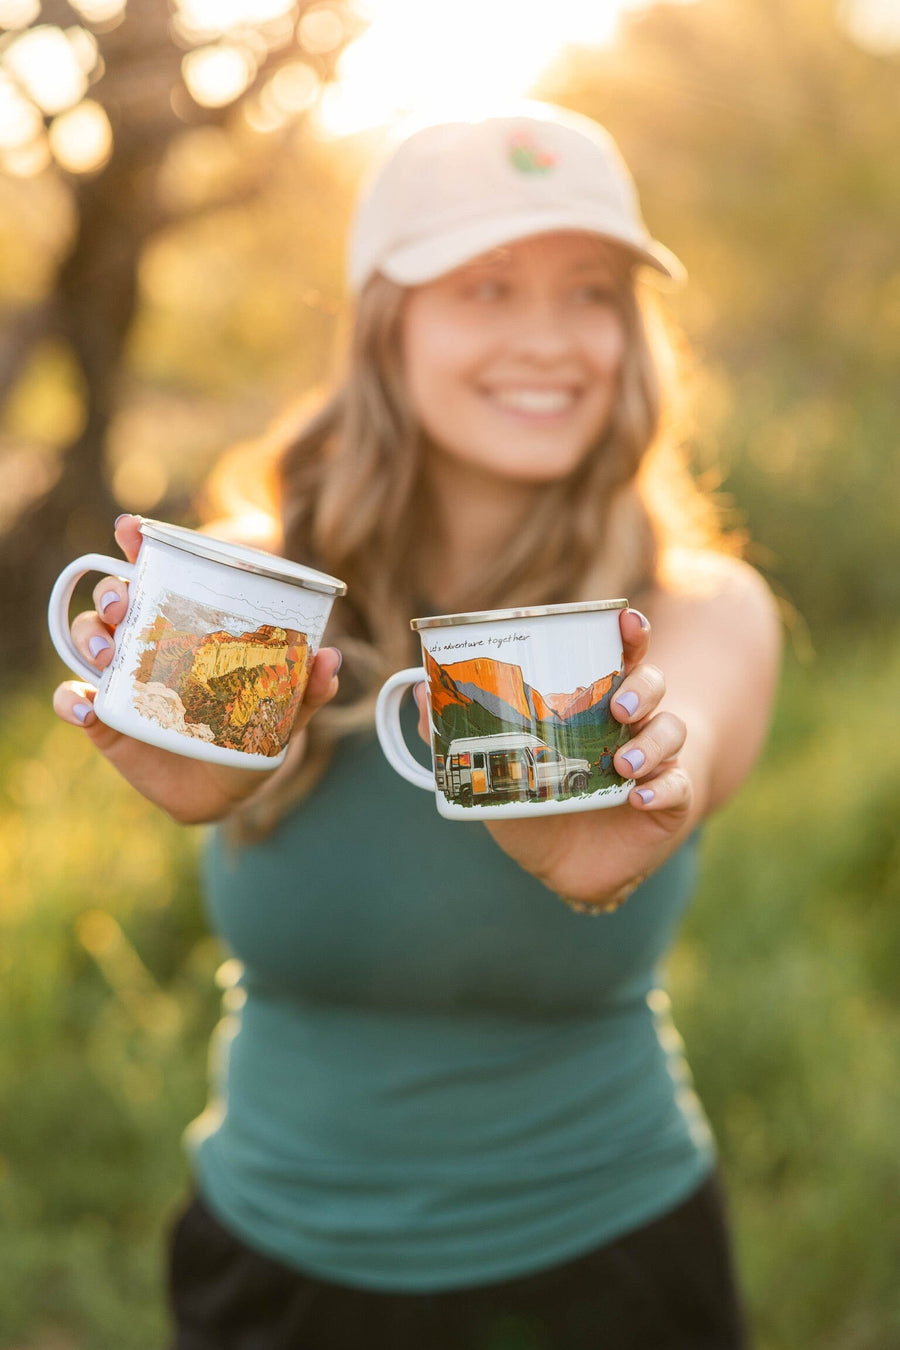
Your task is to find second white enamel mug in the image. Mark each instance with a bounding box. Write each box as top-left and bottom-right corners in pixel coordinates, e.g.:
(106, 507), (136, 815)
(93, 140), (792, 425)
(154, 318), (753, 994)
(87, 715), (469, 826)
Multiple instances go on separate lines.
(376, 600), (634, 821)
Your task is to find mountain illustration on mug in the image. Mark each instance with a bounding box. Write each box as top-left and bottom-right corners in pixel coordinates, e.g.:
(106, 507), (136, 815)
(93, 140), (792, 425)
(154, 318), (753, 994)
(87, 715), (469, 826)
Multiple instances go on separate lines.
(130, 593), (311, 757)
(424, 651), (630, 807)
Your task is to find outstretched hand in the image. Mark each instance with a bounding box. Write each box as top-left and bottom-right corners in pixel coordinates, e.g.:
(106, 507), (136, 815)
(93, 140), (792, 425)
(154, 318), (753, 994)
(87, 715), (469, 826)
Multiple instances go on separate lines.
(52, 515), (342, 823)
(415, 606), (694, 910)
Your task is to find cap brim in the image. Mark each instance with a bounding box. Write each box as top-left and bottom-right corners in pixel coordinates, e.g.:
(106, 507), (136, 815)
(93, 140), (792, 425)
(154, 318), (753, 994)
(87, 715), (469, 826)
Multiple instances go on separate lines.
(376, 210), (686, 287)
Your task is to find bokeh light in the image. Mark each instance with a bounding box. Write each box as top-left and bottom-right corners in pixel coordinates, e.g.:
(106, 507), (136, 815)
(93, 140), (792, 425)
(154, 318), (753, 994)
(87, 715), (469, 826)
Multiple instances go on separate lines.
(0, 135), (50, 176)
(0, 0), (40, 28)
(263, 60), (320, 116)
(182, 41), (257, 107)
(1, 25), (92, 115)
(297, 5), (345, 54)
(173, 0), (297, 44)
(68, 0), (127, 24)
(48, 98), (113, 174)
(0, 69), (42, 148)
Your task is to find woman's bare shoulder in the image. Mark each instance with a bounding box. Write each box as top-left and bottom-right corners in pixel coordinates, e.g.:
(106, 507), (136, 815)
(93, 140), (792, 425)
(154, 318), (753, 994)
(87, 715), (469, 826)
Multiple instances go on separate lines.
(641, 549), (783, 655)
(651, 548), (779, 613)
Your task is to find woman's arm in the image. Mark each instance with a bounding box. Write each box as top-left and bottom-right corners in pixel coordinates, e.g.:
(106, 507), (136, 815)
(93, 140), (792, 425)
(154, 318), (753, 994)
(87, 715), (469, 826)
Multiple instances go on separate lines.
(446, 554), (782, 909)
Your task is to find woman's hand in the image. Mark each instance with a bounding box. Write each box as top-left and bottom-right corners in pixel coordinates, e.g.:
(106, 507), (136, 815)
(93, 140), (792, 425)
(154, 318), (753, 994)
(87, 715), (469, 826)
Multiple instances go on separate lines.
(412, 607), (691, 907)
(52, 515), (342, 824)
(415, 563), (781, 910)
(480, 607), (694, 909)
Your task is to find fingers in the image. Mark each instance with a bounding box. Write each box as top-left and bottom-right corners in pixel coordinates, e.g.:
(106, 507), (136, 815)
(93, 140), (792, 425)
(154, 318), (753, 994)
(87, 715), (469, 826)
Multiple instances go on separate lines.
(113, 512), (143, 564)
(92, 574), (129, 628)
(295, 646), (342, 725)
(63, 516), (140, 672)
(614, 610), (663, 725)
(614, 709), (686, 782)
(627, 764), (693, 817)
(619, 607), (651, 673)
(611, 661), (665, 726)
(414, 681), (429, 744)
(53, 680), (98, 728)
(71, 604), (118, 673)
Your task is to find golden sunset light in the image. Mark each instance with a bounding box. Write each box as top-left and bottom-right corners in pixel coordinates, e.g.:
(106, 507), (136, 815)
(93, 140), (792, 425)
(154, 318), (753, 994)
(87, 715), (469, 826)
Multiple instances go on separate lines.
(315, 0), (638, 137)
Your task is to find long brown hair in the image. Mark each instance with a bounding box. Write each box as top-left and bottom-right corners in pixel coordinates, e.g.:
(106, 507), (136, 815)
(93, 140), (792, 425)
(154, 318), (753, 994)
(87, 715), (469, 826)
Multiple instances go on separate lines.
(207, 262), (738, 836)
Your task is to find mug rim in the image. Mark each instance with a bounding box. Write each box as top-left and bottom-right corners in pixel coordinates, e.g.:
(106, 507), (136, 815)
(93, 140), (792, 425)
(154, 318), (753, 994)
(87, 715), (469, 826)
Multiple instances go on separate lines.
(139, 519), (347, 597)
(410, 599), (627, 631)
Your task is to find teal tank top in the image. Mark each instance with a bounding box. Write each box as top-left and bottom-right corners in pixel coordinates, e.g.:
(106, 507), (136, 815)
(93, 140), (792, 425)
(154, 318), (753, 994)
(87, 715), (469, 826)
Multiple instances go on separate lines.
(190, 710), (715, 1292)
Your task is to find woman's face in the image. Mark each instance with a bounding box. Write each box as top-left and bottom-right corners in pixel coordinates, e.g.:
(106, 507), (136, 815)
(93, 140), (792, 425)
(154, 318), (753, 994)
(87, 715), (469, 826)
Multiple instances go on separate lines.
(400, 231), (628, 488)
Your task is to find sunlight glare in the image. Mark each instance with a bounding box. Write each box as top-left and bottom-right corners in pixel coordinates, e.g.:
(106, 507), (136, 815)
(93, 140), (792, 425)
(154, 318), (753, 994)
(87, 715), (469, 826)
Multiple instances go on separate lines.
(48, 97), (113, 173)
(1, 24), (89, 115)
(315, 0), (629, 137)
(838, 0), (900, 51)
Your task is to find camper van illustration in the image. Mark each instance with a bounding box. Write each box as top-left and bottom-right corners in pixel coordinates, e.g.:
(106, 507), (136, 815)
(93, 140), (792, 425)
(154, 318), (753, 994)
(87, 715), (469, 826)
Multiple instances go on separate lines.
(424, 649), (630, 808)
(443, 733), (592, 806)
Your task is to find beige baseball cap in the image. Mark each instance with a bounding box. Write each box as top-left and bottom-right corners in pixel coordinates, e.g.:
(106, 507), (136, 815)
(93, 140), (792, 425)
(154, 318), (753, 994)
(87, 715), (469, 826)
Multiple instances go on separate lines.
(347, 101), (685, 292)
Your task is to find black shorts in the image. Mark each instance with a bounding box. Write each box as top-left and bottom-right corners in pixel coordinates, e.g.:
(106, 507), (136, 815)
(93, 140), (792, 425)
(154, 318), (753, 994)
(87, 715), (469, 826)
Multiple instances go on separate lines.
(167, 1172), (748, 1350)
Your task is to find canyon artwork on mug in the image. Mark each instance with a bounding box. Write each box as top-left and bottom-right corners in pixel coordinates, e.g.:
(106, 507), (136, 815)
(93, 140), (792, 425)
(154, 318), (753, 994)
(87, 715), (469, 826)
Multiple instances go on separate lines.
(131, 591), (312, 758)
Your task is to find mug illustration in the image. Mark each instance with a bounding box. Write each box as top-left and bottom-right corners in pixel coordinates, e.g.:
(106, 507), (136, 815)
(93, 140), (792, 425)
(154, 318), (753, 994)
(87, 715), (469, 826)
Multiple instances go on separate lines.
(425, 649), (630, 808)
(130, 590), (311, 758)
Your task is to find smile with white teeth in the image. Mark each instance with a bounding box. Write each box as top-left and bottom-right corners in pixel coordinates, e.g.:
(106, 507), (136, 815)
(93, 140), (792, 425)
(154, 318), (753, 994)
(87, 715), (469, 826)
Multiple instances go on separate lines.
(489, 388), (577, 415)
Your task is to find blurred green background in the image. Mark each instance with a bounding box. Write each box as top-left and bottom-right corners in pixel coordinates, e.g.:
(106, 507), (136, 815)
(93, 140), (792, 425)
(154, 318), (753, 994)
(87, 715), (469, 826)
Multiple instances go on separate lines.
(1, 0), (898, 1346)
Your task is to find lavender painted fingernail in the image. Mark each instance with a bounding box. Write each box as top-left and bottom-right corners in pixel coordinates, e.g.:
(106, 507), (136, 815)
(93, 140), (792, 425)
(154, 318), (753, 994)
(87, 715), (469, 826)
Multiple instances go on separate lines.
(99, 590), (120, 614)
(114, 514), (130, 529)
(89, 634), (112, 658)
(72, 702), (93, 723)
(615, 690), (640, 717)
(627, 608), (650, 630)
(620, 745), (645, 772)
(636, 788), (655, 804)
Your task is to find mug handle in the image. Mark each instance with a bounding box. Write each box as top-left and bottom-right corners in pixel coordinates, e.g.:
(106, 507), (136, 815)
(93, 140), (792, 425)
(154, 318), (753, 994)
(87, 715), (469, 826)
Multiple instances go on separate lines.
(374, 666), (435, 791)
(47, 553), (136, 684)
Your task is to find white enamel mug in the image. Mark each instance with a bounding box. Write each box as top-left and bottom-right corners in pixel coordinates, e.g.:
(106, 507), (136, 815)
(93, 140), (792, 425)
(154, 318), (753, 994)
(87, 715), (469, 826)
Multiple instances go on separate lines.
(48, 519), (346, 770)
(375, 600), (634, 821)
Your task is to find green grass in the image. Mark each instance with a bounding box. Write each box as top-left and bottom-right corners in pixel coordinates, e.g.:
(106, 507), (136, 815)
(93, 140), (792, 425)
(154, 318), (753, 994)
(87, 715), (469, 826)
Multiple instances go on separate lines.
(672, 632), (900, 1349)
(1, 634), (899, 1347)
(0, 687), (220, 1349)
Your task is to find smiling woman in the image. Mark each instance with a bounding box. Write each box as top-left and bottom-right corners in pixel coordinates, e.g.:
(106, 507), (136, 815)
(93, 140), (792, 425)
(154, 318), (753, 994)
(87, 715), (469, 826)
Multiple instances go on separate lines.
(401, 235), (628, 490)
(51, 99), (780, 1350)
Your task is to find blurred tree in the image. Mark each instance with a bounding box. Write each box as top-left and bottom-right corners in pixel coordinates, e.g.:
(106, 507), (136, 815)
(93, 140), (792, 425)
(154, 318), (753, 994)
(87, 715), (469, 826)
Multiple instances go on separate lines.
(0, 0), (356, 673)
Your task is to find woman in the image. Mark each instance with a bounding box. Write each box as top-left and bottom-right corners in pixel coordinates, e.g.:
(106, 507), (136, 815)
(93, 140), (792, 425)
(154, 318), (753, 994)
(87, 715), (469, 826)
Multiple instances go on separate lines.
(53, 104), (781, 1349)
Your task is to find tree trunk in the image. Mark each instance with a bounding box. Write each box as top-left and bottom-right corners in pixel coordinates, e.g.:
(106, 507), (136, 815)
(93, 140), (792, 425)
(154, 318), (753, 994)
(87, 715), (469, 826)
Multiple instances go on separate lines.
(0, 151), (154, 678)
